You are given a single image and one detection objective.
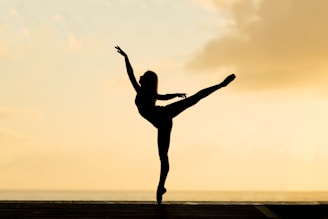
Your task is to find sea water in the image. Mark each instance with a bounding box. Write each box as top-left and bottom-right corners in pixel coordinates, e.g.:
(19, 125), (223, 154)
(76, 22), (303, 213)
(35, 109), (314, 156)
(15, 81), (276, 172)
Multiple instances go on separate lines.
(0, 190), (327, 202)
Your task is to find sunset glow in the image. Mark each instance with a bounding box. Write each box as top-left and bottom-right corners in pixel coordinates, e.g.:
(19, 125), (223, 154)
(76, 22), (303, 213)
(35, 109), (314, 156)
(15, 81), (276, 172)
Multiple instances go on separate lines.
(1, 0), (328, 195)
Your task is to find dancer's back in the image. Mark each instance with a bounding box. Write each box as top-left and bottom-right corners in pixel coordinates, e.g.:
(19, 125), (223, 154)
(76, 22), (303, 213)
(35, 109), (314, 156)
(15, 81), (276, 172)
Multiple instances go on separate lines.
(135, 89), (157, 121)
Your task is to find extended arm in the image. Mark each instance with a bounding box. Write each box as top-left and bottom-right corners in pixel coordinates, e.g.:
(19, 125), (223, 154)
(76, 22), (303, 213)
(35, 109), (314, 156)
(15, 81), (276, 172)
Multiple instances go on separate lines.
(115, 46), (140, 92)
(157, 93), (186, 100)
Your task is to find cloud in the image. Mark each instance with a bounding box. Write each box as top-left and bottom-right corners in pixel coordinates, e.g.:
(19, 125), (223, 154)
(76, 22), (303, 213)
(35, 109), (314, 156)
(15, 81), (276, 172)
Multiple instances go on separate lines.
(189, 0), (218, 11)
(187, 0), (328, 91)
(190, 0), (248, 11)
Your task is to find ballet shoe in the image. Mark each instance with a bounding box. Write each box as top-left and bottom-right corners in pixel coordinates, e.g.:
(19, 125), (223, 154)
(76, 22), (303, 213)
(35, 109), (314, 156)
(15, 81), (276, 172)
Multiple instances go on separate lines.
(156, 187), (166, 205)
(221, 74), (236, 87)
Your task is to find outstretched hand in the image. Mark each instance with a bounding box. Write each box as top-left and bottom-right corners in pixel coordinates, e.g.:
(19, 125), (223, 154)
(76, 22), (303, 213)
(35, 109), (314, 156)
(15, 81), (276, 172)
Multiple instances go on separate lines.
(115, 46), (127, 57)
(176, 93), (187, 98)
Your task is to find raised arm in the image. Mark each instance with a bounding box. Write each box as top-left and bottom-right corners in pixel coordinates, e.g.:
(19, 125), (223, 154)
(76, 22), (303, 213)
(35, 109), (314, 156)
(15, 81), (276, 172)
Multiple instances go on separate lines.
(115, 46), (140, 92)
(157, 93), (186, 100)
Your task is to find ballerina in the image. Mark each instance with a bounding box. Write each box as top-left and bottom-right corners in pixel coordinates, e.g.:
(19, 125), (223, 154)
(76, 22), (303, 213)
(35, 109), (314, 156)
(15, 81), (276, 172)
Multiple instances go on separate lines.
(115, 46), (235, 204)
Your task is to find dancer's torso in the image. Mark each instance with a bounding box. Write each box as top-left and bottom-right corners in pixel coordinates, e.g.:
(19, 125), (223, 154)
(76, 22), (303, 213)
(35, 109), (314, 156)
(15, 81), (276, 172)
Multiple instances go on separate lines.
(135, 91), (172, 128)
(135, 91), (157, 123)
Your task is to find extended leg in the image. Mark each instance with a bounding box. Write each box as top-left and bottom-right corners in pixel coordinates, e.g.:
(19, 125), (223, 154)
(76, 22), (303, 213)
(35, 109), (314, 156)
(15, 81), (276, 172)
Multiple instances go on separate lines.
(166, 74), (235, 118)
(157, 120), (172, 205)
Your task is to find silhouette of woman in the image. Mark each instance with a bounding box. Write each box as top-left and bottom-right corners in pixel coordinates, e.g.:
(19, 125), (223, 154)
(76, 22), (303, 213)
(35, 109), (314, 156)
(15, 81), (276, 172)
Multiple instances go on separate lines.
(115, 46), (235, 204)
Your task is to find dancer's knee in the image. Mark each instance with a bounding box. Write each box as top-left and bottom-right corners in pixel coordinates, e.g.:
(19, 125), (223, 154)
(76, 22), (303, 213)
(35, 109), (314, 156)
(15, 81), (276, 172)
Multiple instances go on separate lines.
(195, 85), (219, 100)
(160, 154), (168, 163)
(186, 93), (202, 107)
(160, 155), (169, 170)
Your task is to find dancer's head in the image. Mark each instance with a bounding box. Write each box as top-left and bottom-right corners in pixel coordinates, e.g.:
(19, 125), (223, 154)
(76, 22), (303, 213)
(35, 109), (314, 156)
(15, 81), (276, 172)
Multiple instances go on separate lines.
(139, 71), (158, 94)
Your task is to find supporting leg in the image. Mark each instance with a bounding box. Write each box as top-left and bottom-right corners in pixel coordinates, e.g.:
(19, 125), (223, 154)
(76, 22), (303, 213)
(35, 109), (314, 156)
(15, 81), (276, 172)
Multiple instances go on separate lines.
(157, 120), (172, 205)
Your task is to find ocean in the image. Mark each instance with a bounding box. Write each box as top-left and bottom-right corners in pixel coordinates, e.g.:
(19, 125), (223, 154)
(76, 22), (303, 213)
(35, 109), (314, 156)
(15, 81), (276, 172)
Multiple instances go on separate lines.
(0, 190), (328, 202)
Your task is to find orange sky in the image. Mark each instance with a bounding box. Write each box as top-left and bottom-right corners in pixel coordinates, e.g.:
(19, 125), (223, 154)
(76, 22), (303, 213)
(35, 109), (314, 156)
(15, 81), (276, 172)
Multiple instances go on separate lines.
(1, 0), (328, 194)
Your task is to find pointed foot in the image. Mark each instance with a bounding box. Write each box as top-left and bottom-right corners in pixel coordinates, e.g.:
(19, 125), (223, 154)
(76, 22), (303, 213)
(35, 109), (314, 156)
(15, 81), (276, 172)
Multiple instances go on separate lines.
(156, 187), (166, 205)
(221, 74), (236, 87)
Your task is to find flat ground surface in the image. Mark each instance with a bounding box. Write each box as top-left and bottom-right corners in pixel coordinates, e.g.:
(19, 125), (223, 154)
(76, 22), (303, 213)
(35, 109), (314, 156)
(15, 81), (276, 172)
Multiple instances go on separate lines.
(0, 201), (327, 219)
